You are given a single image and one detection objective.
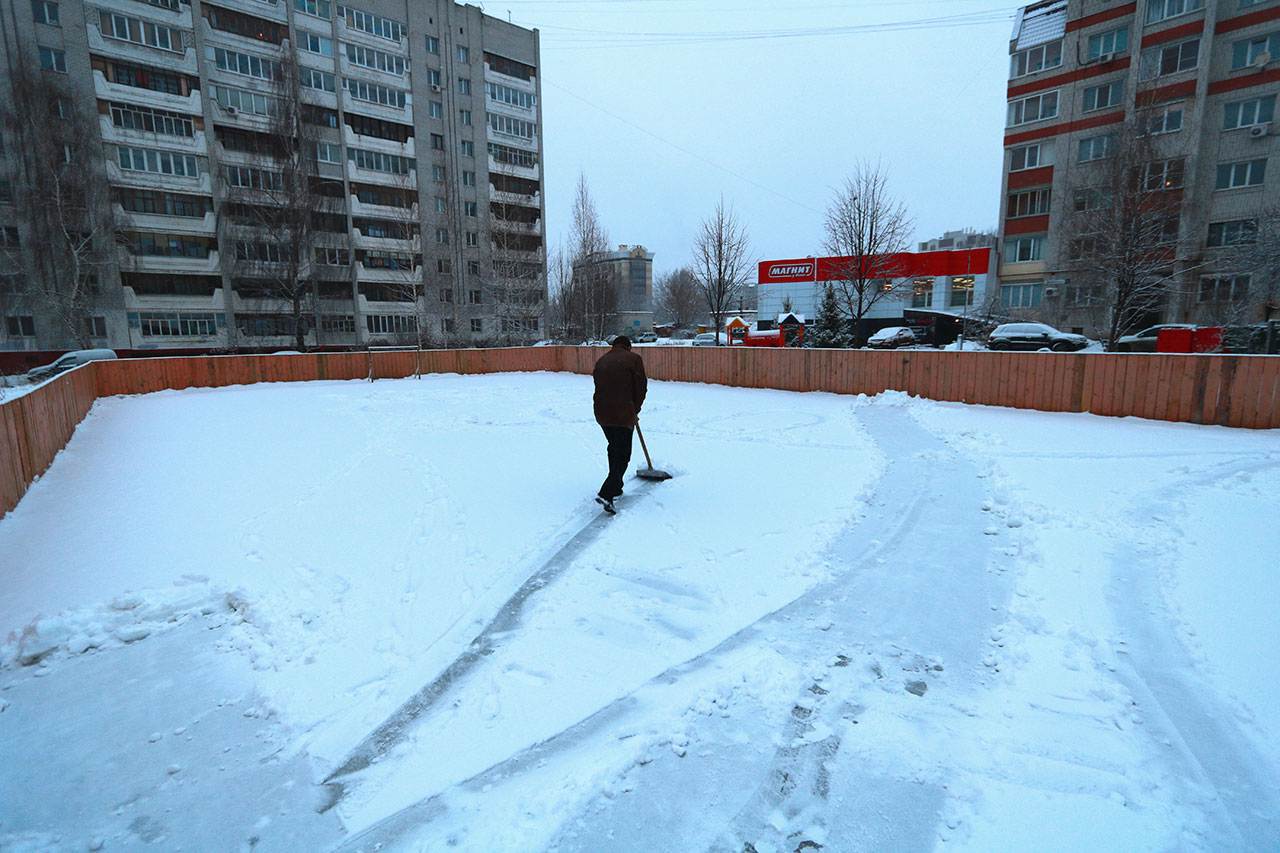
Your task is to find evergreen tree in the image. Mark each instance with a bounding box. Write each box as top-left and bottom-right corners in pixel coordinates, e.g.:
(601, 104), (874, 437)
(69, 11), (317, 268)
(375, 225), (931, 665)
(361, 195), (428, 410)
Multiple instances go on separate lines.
(808, 283), (852, 348)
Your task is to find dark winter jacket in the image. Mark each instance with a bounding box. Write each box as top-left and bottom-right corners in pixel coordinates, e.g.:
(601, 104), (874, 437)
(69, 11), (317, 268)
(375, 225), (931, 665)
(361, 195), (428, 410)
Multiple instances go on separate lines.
(592, 347), (647, 427)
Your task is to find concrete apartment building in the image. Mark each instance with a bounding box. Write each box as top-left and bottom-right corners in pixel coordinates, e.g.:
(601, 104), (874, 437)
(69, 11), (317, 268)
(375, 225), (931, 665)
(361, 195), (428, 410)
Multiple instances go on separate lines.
(997, 0), (1279, 335)
(918, 229), (998, 253)
(571, 243), (654, 337)
(0, 0), (546, 352)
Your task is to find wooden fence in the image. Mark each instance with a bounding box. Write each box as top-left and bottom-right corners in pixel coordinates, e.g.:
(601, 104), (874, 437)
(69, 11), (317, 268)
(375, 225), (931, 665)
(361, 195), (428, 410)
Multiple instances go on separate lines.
(2, 346), (1277, 518)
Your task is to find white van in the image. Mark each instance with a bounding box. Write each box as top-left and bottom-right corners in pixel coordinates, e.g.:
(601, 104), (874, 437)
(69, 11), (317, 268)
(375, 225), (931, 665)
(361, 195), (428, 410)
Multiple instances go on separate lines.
(25, 349), (118, 382)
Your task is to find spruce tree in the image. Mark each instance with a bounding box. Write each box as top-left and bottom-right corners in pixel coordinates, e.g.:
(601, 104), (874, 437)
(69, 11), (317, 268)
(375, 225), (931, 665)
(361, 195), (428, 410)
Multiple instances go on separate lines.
(809, 283), (851, 348)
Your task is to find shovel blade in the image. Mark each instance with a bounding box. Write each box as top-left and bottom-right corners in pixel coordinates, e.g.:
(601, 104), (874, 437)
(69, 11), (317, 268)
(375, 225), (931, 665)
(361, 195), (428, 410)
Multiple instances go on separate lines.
(636, 468), (672, 481)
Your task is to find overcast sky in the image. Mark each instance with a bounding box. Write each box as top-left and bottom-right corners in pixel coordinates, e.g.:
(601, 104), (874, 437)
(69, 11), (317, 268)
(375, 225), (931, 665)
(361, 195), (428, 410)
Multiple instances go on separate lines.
(497, 0), (1024, 276)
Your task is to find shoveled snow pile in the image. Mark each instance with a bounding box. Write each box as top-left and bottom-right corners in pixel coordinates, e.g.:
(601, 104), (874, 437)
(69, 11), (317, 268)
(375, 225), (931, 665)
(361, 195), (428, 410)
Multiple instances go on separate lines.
(1, 372), (1277, 851)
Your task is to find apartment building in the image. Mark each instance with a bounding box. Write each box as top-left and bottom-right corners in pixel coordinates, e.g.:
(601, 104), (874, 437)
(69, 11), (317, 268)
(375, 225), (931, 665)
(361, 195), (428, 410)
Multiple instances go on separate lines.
(0, 0), (546, 352)
(571, 244), (655, 337)
(917, 229), (998, 253)
(997, 0), (1279, 335)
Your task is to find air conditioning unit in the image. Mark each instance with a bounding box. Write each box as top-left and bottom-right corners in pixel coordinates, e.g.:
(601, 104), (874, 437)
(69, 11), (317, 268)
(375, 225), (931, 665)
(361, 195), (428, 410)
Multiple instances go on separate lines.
(223, 105), (238, 116)
(1096, 52), (1115, 64)
(431, 83), (441, 92)
(1252, 51), (1272, 69)
(1044, 287), (1059, 297)
(1249, 123), (1271, 138)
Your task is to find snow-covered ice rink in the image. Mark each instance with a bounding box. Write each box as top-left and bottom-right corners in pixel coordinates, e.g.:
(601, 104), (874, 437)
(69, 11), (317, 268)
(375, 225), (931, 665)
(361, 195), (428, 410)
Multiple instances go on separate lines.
(1, 372), (1277, 851)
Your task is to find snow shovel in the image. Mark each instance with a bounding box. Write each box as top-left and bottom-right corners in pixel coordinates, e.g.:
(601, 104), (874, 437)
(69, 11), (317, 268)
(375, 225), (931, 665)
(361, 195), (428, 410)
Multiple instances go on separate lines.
(635, 422), (672, 481)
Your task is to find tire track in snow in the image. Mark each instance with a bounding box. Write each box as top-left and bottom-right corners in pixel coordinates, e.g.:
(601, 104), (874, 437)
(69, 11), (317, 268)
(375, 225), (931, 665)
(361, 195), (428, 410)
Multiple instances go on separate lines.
(1108, 457), (1280, 850)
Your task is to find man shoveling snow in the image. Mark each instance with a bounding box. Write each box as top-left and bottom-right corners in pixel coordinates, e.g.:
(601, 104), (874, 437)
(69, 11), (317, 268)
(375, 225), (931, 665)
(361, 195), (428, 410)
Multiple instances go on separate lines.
(591, 335), (647, 515)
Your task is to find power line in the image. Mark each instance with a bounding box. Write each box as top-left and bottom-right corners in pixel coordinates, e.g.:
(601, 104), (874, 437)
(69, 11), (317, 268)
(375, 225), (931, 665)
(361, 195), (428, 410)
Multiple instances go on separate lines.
(542, 79), (824, 215)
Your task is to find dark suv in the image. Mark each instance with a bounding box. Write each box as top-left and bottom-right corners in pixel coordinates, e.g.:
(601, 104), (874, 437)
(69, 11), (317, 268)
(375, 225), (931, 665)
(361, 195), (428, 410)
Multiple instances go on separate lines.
(987, 323), (1088, 352)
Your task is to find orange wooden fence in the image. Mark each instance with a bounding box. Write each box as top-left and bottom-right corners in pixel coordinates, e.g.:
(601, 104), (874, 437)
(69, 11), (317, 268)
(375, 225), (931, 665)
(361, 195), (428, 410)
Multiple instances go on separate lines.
(2, 346), (1277, 518)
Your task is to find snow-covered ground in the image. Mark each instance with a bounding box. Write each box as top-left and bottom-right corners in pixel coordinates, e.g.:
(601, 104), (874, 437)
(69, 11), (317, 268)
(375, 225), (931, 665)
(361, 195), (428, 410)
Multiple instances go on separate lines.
(1, 373), (1276, 851)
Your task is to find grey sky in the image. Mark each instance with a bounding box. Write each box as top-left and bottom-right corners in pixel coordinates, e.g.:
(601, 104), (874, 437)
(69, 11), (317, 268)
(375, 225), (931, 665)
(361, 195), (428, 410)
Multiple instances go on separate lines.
(499, 0), (1024, 276)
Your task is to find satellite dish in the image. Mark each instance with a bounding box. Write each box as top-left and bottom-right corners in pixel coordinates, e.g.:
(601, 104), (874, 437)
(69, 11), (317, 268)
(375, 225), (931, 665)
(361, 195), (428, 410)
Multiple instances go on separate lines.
(1254, 51), (1272, 68)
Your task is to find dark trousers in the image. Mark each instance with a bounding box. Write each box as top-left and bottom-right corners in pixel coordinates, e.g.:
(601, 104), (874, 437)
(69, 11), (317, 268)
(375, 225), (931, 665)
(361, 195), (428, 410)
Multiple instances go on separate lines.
(599, 425), (634, 499)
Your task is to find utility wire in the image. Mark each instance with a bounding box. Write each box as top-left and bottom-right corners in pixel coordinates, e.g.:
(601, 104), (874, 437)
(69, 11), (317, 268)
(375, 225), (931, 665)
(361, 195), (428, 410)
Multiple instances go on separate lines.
(542, 79), (823, 215)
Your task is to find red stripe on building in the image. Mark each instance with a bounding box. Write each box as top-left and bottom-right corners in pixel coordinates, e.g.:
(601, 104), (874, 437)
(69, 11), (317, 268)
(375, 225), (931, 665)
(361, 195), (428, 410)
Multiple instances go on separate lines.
(1216, 4), (1280, 34)
(1007, 165), (1054, 190)
(1004, 215), (1050, 236)
(1140, 19), (1204, 47)
(758, 249), (991, 284)
(1007, 57), (1131, 98)
(1135, 79), (1197, 106)
(1004, 111), (1125, 146)
(1065, 2), (1136, 32)
(1207, 68), (1280, 96)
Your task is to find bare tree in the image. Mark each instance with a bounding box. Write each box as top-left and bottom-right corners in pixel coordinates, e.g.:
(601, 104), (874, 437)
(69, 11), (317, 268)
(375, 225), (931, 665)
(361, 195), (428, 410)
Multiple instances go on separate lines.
(1061, 122), (1205, 349)
(566, 174), (614, 341)
(486, 165), (547, 344)
(823, 164), (914, 346)
(0, 57), (120, 348)
(1229, 202), (1280, 324)
(220, 55), (329, 351)
(653, 267), (700, 329)
(691, 198), (750, 345)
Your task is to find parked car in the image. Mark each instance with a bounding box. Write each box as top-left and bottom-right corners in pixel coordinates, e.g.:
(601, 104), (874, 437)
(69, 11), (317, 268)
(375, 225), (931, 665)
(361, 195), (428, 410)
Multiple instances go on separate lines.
(987, 323), (1088, 352)
(866, 326), (917, 349)
(691, 332), (728, 346)
(634, 332), (658, 343)
(1114, 324), (1196, 352)
(25, 349), (118, 383)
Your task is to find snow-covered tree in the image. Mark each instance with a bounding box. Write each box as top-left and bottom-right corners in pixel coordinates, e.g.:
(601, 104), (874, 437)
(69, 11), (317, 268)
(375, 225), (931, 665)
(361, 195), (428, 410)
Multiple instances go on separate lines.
(807, 283), (852, 348)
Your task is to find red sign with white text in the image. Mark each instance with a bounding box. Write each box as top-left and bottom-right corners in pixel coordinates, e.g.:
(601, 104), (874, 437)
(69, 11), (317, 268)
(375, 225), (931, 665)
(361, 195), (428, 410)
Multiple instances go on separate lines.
(759, 249), (991, 284)
(757, 259), (817, 283)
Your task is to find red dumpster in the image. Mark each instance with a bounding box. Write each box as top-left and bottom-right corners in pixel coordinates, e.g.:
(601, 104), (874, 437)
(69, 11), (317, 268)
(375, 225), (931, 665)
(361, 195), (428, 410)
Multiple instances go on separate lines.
(1192, 327), (1222, 353)
(1156, 327), (1193, 353)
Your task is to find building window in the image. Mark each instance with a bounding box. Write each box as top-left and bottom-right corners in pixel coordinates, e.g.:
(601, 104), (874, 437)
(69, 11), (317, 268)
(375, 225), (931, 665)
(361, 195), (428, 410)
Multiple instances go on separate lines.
(343, 78), (405, 107)
(464, 201), (477, 216)
(437, 258), (451, 274)
(467, 260), (481, 275)
(1073, 187), (1111, 212)
(322, 315), (355, 333)
(0, 226), (18, 247)
(465, 231), (478, 247)
(6, 316), (36, 337)
(315, 246), (350, 265)
(911, 278), (933, 308)
(470, 318), (482, 333)
(225, 164), (282, 190)
(38, 46), (66, 72)
(433, 196), (446, 214)
(439, 286), (453, 301)
(348, 147), (413, 174)
(430, 133), (445, 150)
(425, 35), (439, 54)
(1146, 0), (1203, 24)
(488, 142), (538, 169)
(462, 171), (476, 186)
(435, 227), (449, 244)
(366, 314), (416, 335)
(1140, 105), (1183, 135)
(1224, 95), (1276, 130)
(460, 109), (472, 126)
(210, 47), (281, 81)
(432, 164), (445, 182)
(1000, 282), (1043, 309)
(1077, 134), (1113, 162)
(111, 102), (195, 136)
(211, 85), (276, 117)
(85, 316), (107, 338)
(295, 0), (332, 19)
(1004, 236), (1044, 263)
(102, 11), (180, 52)
(32, 0), (59, 25)
(1086, 27), (1127, 60)
(457, 77), (471, 95)
(139, 311), (218, 337)
(1207, 219), (1258, 247)
(1231, 32), (1280, 70)
(460, 140), (474, 157)
(487, 113), (536, 140)
(1009, 142), (1053, 171)
(299, 32), (333, 56)
(1216, 159), (1267, 190)
(468, 288), (481, 304)
(442, 317), (455, 332)
(486, 81), (536, 110)
(339, 5), (404, 41)
(344, 42), (405, 75)
(1067, 285), (1102, 306)
(1140, 38), (1199, 81)
(117, 145), (200, 177)
(315, 141), (342, 164)
(1082, 81), (1123, 112)
(1009, 40), (1062, 78)
(1007, 91), (1058, 127)
(1144, 157), (1185, 190)
(428, 68), (441, 87)
(950, 276), (975, 307)
(1199, 274), (1250, 302)
(1007, 187), (1051, 218)
(456, 45), (469, 63)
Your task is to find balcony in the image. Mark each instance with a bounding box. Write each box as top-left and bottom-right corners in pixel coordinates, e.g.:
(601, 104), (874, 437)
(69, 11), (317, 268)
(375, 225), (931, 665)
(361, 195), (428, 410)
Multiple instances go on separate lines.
(486, 155), (538, 181)
(122, 285), (226, 312)
(342, 124), (415, 158)
(93, 69), (203, 114)
(206, 98), (275, 133)
(492, 218), (542, 235)
(209, 0), (287, 23)
(199, 18), (288, 57)
(350, 195), (418, 220)
(352, 229), (420, 253)
(335, 17), (406, 54)
(87, 17), (198, 74)
(346, 163), (416, 188)
(338, 55), (408, 90)
(340, 90), (412, 123)
(489, 188), (541, 208)
(355, 262), (422, 283)
(116, 206), (218, 235)
(483, 63), (536, 91)
(106, 159), (213, 194)
(98, 115), (209, 154)
(121, 249), (222, 274)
